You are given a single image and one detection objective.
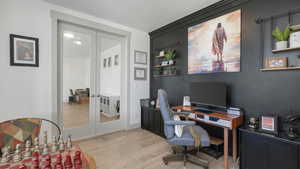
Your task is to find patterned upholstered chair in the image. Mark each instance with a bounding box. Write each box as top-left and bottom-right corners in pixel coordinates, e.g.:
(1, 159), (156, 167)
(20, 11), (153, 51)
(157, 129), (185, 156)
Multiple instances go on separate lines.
(158, 89), (210, 169)
(0, 118), (61, 154)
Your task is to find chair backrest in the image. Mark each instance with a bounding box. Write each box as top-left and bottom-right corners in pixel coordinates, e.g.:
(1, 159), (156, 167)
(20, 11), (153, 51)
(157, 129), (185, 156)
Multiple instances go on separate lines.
(158, 89), (174, 139)
(0, 118), (61, 152)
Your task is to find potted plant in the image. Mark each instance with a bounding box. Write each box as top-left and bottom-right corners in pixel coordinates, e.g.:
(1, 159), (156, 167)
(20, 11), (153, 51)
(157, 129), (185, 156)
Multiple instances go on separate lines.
(272, 25), (291, 50)
(165, 49), (176, 65)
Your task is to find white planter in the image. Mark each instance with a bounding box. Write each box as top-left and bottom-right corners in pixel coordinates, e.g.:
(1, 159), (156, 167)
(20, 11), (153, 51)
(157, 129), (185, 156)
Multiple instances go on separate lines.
(275, 41), (288, 50)
(168, 60), (174, 65)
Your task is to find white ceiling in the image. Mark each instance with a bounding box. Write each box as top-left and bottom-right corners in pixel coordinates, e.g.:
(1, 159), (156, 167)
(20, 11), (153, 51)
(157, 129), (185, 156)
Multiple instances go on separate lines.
(46, 0), (220, 32)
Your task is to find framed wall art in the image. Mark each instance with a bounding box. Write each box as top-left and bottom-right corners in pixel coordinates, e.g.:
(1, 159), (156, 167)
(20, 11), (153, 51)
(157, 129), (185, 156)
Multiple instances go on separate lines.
(134, 67), (147, 80)
(259, 114), (278, 135)
(10, 34), (39, 67)
(134, 50), (147, 65)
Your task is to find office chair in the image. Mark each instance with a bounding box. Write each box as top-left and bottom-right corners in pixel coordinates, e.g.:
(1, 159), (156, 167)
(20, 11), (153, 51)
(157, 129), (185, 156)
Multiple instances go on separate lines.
(158, 89), (210, 169)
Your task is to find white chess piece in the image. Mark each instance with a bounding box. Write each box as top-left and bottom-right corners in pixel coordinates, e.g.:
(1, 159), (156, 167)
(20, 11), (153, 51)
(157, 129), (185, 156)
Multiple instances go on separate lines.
(24, 140), (32, 158)
(51, 136), (58, 153)
(59, 136), (65, 151)
(0, 147), (10, 163)
(13, 144), (22, 162)
(66, 135), (72, 149)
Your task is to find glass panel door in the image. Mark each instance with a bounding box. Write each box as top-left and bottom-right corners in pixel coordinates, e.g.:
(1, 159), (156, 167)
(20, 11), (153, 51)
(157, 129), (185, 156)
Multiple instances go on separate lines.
(95, 32), (125, 135)
(59, 22), (97, 139)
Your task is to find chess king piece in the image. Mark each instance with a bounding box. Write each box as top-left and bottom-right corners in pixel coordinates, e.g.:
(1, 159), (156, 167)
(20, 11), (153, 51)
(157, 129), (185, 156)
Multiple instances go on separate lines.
(33, 137), (40, 153)
(43, 131), (48, 145)
(66, 135), (72, 149)
(58, 136), (65, 151)
(13, 144), (22, 163)
(42, 143), (49, 155)
(24, 140), (32, 158)
(32, 152), (40, 169)
(0, 146), (10, 163)
(51, 136), (58, 153)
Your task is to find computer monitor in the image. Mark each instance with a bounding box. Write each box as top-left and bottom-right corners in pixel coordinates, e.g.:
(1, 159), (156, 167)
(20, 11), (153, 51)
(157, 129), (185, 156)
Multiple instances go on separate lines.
(190, 82), (227, 108)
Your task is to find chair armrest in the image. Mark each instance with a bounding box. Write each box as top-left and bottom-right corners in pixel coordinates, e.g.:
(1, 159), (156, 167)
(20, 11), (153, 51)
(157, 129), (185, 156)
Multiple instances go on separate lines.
(171, 110), (190, 116)
(165, 120), (196, 126)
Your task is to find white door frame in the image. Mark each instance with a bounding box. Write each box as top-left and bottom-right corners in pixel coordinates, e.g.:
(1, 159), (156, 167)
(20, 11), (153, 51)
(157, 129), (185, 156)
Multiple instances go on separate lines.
(51, 11), (131, 139)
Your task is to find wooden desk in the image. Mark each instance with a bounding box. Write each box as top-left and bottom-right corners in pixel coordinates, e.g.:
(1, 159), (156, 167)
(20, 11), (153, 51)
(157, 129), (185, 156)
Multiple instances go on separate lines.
(172, 106), (243, 169)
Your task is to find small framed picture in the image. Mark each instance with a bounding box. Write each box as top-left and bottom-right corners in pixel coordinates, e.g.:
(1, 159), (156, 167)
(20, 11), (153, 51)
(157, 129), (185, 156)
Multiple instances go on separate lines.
(134, 50), (147, 65)
(10, 34), (39, 67)
(259, 114), (278, 135)
(108, 57), (112, 67)
(134, 67), (147, 80)
(103, 58), (107, 68)
(265, 57), (288, 69)
(114, 55), (119, 66)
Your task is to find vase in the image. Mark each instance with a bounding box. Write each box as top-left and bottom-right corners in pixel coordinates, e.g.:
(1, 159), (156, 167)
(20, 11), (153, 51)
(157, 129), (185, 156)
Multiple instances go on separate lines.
(275, 41), (288, 50)
(168, 60), (174, 65)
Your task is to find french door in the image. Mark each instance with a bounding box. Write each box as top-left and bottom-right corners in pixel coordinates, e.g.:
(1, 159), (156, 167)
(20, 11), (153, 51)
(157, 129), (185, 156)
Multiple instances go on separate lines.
(58, 22), (124, 139)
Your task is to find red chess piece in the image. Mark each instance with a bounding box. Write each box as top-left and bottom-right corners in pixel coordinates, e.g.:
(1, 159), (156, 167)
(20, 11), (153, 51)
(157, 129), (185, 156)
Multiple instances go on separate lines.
(73, 151), (82, 166)
(43, 155), (52, 169)
(64, 154), (73, 169)
(19, 164), (27, 169)
(32, 152), (40, 169)
(56, 154), (62, 165)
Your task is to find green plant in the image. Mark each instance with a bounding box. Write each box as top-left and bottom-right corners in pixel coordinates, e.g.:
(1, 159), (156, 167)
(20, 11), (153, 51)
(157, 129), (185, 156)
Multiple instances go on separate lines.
(272, 25), (291, 42)
(164, 49), (176, 60)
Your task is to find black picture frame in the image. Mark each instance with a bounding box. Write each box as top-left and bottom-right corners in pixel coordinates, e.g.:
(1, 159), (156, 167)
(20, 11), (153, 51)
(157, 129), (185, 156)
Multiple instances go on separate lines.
(10, 34), (39, 67)
(259, 114), (278, 135)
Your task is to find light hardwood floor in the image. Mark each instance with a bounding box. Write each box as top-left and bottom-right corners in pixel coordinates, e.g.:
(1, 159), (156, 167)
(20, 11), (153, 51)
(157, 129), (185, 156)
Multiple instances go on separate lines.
(63, 103), (120, 128)
(76, 129), (237, 169)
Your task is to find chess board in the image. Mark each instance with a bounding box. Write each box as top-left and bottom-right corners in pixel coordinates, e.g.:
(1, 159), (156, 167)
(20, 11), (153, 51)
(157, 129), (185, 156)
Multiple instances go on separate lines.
(0, 146), (88, 169)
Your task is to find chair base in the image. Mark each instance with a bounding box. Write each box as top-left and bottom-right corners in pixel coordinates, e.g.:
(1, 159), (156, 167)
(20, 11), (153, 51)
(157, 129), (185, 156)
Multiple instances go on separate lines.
(163, 146), (209, 169)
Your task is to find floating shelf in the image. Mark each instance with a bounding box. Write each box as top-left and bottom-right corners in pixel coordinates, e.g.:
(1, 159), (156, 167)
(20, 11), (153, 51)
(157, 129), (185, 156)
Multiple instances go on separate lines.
(153, 64), (175, 68)
(153, 74), (177, 78)
(155, 55), (165, 58)
(290, 24), (300, 31)
(272, 46), (300, 53)
(260, 67), (300, 71)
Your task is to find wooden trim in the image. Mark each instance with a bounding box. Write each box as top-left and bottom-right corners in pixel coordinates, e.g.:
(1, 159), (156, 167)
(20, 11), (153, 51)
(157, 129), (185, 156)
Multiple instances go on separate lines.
(272, 46), (300, 53)
(260, 67), (300, 71)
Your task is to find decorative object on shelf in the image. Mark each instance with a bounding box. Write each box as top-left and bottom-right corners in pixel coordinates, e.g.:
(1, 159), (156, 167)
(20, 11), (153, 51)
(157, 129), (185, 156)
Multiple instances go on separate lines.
(134, 50), (147, 65)
(188, 10), (241, 74)
(265, 57), (288, 69)
(159, 51), (165, 57)
(247, 117), (259, 130)
(290, 30), (300, 48)
(134, 67), (147, 80)
(285, 114), (300, 139)
(10, 34), (39, 67)
(161, 61), (168, 66)
(150, 100), (156, 108)
(272, 25), (291, 50)
(183, 96), (191, 106)
(164, 49), (176, 65)
(259, 114), (278, 135)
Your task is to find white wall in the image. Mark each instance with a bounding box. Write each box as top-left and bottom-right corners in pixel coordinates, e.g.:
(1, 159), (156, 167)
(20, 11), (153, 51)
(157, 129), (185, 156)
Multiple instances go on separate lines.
(0, 0), (149, 128)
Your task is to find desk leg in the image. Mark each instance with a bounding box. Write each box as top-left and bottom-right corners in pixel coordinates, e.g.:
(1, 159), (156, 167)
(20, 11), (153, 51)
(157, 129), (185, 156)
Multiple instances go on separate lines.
(233, 128), (237, 161)
(224, 128), (229, 169)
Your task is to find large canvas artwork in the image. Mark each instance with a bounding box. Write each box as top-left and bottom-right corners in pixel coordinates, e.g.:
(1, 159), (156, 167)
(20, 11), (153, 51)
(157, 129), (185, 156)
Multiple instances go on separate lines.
(188, 10), (241, 74)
